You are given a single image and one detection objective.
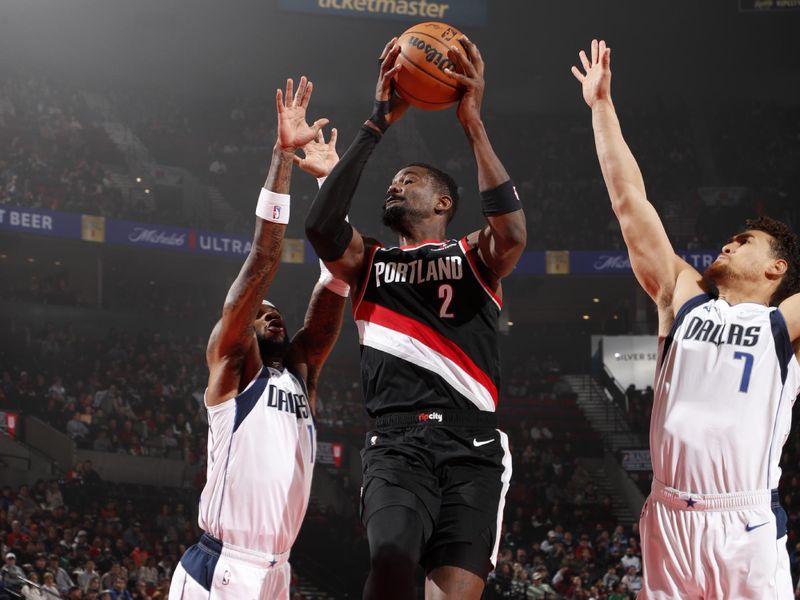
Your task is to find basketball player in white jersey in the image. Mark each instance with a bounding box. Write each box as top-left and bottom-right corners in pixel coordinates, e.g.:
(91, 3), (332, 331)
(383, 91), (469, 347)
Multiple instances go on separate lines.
(572, 40), (800, 599)
(169, 77), (348, 600)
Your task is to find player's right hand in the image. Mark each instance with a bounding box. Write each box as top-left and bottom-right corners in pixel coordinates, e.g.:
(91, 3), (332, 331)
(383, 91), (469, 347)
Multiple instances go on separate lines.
(276, 76), (329, 152)
(372, 38), (409, 129)
(571, 39), (612, 109)
(294, 128), (339, 178)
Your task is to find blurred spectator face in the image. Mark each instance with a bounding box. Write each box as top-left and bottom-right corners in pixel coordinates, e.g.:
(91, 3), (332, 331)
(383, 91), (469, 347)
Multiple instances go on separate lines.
(44, 572), (55, 586)
(114, 576), (126, 591)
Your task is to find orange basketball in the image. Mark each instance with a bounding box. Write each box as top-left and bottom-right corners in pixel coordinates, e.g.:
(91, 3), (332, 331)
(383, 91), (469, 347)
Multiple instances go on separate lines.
(394, 22), (464, 111)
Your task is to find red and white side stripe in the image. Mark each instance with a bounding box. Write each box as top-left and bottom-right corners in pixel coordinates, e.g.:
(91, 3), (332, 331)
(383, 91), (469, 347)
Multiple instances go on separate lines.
(491, 430), (513, 567)
(458, 237), (502, 310)
(355, 301), (498, 412)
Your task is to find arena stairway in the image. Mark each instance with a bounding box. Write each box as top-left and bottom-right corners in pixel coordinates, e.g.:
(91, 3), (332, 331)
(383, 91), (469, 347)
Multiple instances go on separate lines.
(578, 457), (640, 526)
(563, 374), (647, 452)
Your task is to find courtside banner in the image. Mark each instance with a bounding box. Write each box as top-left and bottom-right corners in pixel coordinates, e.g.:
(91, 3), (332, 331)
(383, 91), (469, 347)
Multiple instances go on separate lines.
(0, 205), (81, 239)
(277, 0), (488, 27)
(569, 251), (718, 275)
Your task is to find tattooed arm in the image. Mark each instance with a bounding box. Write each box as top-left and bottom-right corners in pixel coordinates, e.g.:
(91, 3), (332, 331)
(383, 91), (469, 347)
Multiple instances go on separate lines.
(206, 77), (328, 406)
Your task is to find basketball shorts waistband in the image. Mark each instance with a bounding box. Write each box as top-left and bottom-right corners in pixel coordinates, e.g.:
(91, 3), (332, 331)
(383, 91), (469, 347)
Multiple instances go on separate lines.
(198, 533), (290, 568)
(375, 409), (497, 429)
(651, 479), (778, 511)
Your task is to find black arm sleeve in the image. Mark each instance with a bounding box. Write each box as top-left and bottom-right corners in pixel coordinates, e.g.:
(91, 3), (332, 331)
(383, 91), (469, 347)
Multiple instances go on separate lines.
(305, 124), (381, 261)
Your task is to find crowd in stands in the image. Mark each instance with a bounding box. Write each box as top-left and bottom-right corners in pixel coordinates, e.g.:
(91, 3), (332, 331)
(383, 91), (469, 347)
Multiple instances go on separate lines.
(4, 71), (797, 252)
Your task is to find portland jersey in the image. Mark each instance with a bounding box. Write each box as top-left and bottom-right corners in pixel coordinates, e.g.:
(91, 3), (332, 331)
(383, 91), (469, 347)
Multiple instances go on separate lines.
(198, 366), (315, 553)
(353, 237), (502, 416)
(653, 293), (800, 494)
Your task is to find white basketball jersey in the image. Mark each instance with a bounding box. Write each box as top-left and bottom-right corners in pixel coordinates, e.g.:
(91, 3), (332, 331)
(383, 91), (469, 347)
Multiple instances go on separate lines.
(653, 294), (799, 494)
(197, 366), (315, 554)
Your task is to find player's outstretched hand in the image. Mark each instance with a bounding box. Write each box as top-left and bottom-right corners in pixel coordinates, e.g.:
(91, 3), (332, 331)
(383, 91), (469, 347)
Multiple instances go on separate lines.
(445, 35), (484, 127)
(571, 39), (612, 109)
(276, 76), (329, 152)
(294, 128), (339, 178)
(371, 38), (409, 130)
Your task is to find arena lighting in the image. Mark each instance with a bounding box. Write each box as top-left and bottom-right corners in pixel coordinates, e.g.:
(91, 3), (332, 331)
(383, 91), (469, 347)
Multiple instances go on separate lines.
(135, 176), (142, 183)
(0, 254), (6, 259)
(592, 297), (600, 303)
(507, 320), (514, 327)
(144, 188), (151, 194)
(582, 314), (590, 320)
(54, 260), (61, 266)
(27, 257), (34, 263)
(613, 315), (619, 320)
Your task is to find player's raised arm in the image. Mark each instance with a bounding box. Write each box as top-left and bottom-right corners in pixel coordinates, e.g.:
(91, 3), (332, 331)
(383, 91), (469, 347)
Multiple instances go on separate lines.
(305, 38), (409, 287)
(572, 40), (701, 312)
(446, 35), (526, 281)
(288, 130), (349, 411)
(206, 77), (328, 406)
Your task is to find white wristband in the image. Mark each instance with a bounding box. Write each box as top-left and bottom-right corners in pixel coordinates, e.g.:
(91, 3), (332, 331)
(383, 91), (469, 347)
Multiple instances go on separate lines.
(316, 176), (327, 189)
(319, 259), (350, 297)
(256, 188), (290, 224)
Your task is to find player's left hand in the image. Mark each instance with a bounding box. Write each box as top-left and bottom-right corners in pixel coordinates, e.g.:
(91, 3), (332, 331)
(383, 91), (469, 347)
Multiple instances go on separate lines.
(445, 35), (484, 127)
(276, 76), (329, 152)
(293, 128), (339, 178)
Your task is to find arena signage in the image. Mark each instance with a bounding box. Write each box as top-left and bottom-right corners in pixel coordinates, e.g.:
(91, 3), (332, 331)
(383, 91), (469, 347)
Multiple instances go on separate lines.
(568, 251), (717, 275)
(277, 0), (489, 27)
(0, 206), (81, 238)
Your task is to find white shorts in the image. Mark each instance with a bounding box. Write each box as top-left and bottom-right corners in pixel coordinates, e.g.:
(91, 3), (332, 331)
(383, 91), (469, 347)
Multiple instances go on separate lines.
(640, 480), (792, 600)
(168, 533), (291, 600)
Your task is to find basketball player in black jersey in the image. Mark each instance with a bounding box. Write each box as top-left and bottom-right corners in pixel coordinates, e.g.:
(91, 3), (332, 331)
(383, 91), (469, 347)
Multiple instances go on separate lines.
(305, 37), (526, 600)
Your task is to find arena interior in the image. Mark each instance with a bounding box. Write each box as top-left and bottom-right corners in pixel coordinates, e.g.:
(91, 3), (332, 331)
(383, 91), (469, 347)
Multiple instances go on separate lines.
(1, 1), (799, 598)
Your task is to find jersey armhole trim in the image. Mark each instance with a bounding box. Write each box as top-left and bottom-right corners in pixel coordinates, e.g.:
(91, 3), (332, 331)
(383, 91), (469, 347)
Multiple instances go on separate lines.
(770, 308), (794, 385)
(458, 236), (502, 310)
(204, 365), (266, 412)
(352, 243), (381, 317)
(660, 293), (711, 367)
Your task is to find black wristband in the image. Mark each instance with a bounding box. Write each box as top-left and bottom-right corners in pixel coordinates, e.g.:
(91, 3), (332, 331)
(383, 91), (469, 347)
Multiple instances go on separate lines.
(481, 180), (521, 216)
(368, 99), (391, 134)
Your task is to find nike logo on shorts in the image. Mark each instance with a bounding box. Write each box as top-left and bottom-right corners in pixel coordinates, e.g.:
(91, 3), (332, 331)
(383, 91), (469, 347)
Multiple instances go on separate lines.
(473, 438), (494, 447)
(745, 521), (769, 532)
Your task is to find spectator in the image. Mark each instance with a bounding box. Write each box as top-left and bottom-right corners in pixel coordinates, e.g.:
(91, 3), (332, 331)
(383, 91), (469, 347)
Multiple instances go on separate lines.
(620, 565), (642, 595)
(1, 552), (25, 589)
(619, 547), (641, 573)
(41, 572), (60, 598)
(110, 575), (132, 600)
(20, 571), (45, 600)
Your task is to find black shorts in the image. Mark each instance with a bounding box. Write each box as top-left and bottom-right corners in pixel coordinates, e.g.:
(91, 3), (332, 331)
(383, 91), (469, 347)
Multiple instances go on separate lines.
(360, 410), (512, 579)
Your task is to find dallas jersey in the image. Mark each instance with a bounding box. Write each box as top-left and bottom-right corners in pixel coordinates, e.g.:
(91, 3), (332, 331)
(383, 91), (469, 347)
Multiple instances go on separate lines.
(653, 293), (800, 494)
(198, 365), (315, 553)
(353, 237), (501, 416)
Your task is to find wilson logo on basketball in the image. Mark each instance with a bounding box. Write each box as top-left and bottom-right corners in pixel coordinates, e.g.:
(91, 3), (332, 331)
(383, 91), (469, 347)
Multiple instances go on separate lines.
(407, 36), (456, 73)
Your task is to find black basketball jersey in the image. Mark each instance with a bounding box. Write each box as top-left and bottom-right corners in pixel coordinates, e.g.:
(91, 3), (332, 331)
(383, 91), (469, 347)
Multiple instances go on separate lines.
(353, 237), (502, 417)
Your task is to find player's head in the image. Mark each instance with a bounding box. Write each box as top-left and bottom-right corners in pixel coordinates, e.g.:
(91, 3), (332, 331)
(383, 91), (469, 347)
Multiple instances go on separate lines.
(382, 163), (459, 236)
(254, 300), (290, 363)
(704, 216), (800, 306)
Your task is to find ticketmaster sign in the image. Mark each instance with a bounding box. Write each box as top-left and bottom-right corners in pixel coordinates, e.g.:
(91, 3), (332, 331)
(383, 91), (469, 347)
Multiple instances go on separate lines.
(278, 0), (488, 27)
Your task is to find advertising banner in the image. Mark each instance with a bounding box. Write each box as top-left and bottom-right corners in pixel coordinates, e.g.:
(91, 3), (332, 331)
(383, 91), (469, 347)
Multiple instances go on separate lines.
(105, 219), (192, 252)
(739, 0), (800, 10)
(278, 0), (489, 27)
(620, 448), (652, 472)
(569, 250), (717, 275)
(0, 205), (81, 239)
(600, 335), (658, 390)
(316, 441), (344, 467)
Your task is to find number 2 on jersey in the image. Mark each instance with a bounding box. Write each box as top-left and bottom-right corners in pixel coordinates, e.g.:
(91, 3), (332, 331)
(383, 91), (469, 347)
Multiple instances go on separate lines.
(733, 351), (754, 393)
(438, 284), (454, 319)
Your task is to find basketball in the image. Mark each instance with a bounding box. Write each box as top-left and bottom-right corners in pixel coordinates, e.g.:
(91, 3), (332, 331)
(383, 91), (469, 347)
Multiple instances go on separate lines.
(394, 22), (464, 111)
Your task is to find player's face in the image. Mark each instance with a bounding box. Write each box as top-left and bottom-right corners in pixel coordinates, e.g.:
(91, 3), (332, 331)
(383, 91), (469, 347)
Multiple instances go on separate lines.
(382, 167), (436, 232)
(705, 230), (777, 285)
(254, 306), (290, 360)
